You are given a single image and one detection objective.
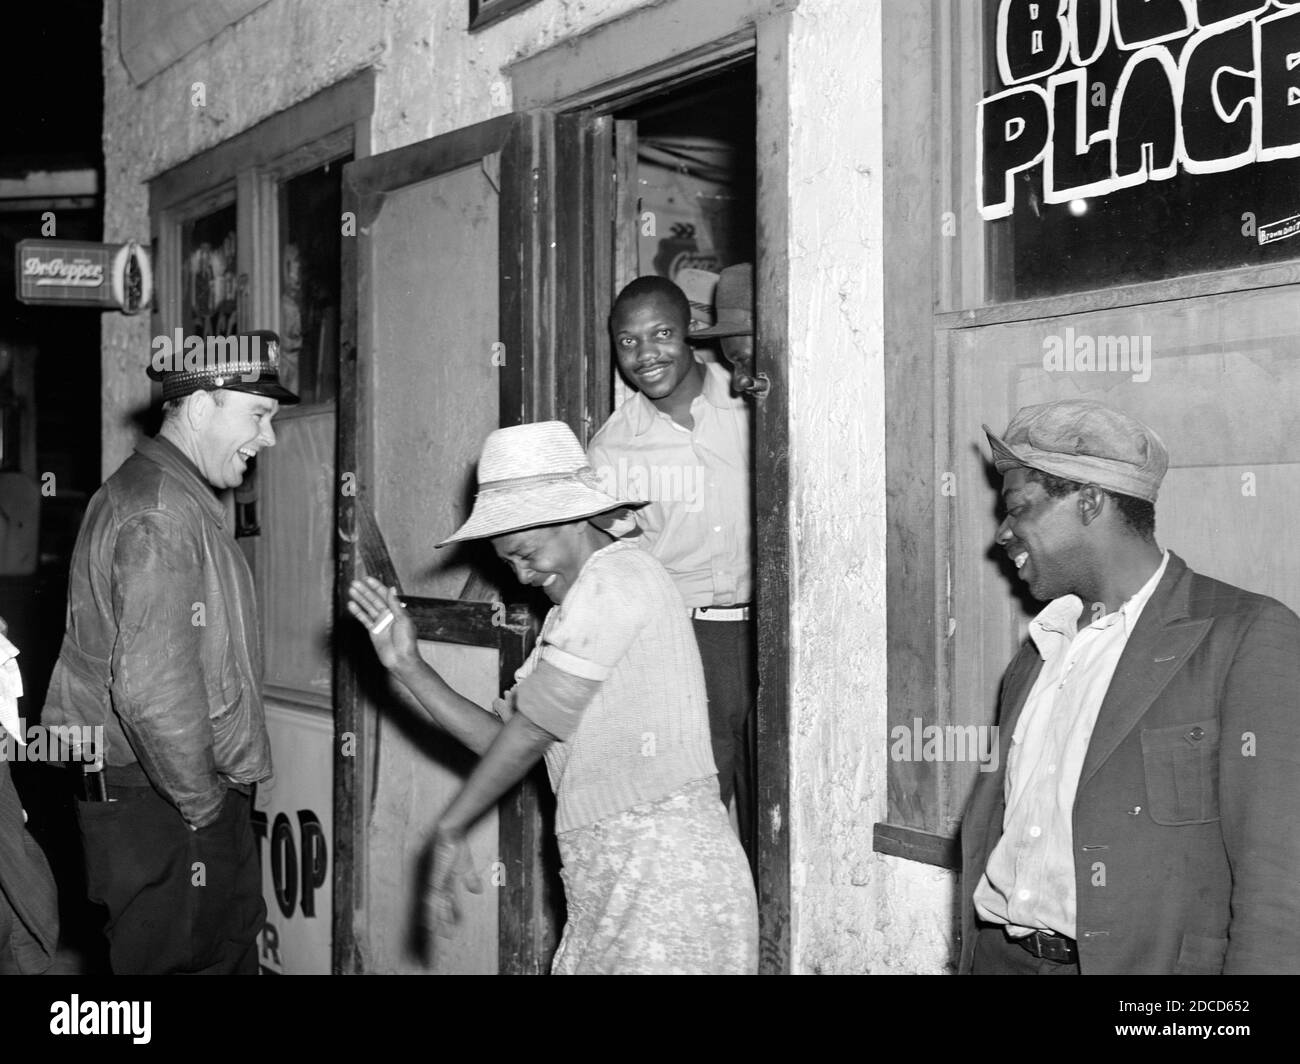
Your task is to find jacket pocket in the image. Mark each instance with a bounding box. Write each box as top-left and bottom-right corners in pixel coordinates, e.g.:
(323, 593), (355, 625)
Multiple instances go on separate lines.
(1174, 932), (1227, 975)
(1141, 717), (1220, 824)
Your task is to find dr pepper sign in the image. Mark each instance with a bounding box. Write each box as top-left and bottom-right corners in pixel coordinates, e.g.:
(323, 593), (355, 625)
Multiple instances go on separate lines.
(16, 239), (153, 315)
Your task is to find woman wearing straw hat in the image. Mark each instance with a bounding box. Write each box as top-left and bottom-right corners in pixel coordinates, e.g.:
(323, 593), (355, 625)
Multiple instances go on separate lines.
(346, 420), (758, 974)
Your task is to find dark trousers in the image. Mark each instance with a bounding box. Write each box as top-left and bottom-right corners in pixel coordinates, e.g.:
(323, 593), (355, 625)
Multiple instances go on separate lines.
(692, 616), (757, 871)
(77, 783), (264, 975)
(971, 924), (1080, 975)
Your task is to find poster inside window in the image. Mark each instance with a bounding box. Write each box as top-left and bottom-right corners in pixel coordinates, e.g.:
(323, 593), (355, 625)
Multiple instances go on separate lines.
(279, 159), (348, 406)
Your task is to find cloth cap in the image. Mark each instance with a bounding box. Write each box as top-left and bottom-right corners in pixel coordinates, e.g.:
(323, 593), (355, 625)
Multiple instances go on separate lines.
(983, 399), (1168, 503)
(437, 421), (646, 547)
(147, 330), (300, 404)
(690, 262), (753, 340)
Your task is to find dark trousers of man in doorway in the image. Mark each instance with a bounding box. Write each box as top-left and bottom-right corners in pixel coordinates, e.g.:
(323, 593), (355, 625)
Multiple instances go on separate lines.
(693, 616), (757, 874)
(77, 775), (264, 975)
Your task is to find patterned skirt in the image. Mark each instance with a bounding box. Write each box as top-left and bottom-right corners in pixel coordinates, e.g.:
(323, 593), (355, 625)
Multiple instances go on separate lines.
(551, 776), (759, 975)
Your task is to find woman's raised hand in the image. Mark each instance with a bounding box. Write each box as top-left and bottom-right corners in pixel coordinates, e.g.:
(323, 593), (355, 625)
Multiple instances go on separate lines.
(346, 576), (417, 672)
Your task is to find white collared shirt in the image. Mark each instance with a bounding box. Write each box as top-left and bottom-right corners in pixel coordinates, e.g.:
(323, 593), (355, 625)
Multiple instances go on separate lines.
(587, 360), (752, 609)
(974, 550), (1169, 938)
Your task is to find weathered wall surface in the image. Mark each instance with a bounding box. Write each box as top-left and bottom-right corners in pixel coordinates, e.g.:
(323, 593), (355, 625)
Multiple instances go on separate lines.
(101, 0), (658, 473)
(101, 0), (958, 973)
(782, 0), (955, 973)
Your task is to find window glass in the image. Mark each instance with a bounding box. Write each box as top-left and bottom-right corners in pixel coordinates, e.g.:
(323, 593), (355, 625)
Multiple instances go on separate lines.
(181, 202), (238, 336)
(980, 0), (1300, 301)
(279, 158), (348, 405)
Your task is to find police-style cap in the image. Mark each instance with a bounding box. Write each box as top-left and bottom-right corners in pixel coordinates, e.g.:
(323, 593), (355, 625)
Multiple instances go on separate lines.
(983, 399), (1168, 503)
(146, 330), (300, 404)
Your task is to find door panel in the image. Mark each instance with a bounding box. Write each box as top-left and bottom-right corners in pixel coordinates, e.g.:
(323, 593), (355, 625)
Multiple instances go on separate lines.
(371, 162), (501, 599)
(365, 162), (502, 974)
(365, 642), (501, 974)
(261, 409), (336, 697)
(337, 112), (557, 974)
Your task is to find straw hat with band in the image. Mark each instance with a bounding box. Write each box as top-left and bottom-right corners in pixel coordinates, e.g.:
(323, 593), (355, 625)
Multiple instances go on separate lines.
(437, 421), (646, 547)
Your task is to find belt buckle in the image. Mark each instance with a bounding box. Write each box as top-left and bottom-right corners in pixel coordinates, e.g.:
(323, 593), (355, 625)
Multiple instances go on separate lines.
(79, 763), (116, 803)
(1025, 930), (1075, 963)
(692, 604), (750, 621)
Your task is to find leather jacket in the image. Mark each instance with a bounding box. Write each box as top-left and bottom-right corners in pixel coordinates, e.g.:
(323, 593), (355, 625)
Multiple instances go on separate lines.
(43, 435), (272, 828)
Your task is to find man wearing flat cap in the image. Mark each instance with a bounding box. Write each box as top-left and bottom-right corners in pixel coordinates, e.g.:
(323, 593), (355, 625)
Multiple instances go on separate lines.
(43, 331), (297, 974)
(962, 398), (1300, 974)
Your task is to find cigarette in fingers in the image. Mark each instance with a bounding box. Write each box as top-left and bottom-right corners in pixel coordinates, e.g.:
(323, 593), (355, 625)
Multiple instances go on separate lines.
(371, 611), (395, 635)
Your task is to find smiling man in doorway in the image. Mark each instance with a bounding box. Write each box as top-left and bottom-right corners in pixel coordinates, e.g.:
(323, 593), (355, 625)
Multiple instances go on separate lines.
(587, 274), (757, 867)
(962, 398), (1300, 974)
(43, 331), (298, 974)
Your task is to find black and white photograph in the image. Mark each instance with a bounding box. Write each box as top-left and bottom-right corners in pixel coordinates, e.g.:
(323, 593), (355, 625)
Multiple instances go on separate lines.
(0, 0), (1296, 1042)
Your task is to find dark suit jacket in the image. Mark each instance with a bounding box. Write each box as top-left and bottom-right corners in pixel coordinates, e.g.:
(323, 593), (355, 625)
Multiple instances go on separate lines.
(960, 552), (1300, 974)
(0, 755), (58, 973)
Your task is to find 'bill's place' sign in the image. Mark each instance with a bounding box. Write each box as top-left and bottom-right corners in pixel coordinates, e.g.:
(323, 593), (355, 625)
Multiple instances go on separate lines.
(16, 239), (152, 314)
(978, 0), (1300, 220)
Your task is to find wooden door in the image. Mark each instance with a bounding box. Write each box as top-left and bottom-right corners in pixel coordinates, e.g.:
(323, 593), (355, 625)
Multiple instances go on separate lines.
(335, 112), (559, 974)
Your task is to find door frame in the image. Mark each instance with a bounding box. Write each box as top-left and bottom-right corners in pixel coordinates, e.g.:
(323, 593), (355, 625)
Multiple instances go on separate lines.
(532, 15), (794, 973)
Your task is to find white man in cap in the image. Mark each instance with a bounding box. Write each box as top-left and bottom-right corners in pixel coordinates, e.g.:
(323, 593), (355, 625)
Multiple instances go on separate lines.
(586, 270), (758, 870)
(347, 421), (758, 973)
(42, 330), (296, 974)
(962, 398), (1300, 974)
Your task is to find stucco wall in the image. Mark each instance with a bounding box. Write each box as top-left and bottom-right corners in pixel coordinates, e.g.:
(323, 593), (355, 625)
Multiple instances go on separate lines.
(100, 0), (659, 473)
(101, 0), (958, 973)
(783, 0), (955, 974)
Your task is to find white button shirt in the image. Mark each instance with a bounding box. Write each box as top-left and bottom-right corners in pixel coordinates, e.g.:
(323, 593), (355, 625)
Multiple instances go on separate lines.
(974, 551), (1169, 938)
(587, 360), (752, 609)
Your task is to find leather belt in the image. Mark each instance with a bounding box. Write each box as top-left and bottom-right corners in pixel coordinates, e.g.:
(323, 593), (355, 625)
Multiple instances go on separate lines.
(76, 762), (153, 802)
(691, 604), (751, 621)
(1014, 930), (1079, 964)
(77, 762), (251, 802)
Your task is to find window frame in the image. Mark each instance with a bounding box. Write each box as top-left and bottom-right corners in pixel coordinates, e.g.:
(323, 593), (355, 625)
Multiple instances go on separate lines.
(468, 0), (543, 32)
(876, 0), (1300, 870)
(149, 72), (375, 421)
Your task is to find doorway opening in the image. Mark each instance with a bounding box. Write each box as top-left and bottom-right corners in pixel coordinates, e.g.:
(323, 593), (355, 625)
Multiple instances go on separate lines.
(574, 60), (762, 869)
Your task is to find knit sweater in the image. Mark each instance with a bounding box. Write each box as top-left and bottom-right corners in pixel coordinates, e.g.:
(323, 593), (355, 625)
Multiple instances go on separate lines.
(512, 540), (717, 833)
